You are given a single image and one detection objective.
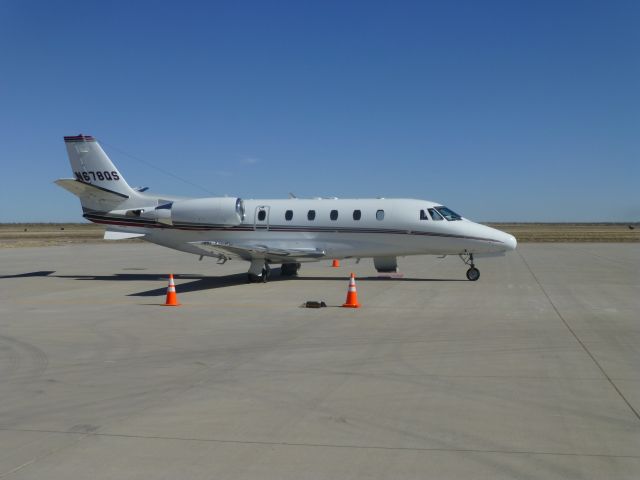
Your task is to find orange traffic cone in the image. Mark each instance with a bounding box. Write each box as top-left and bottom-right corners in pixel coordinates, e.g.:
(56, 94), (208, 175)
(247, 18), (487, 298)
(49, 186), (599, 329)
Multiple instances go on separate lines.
(332, 259), (340, 268)
(342, 273), (361, 308)
(163, 274), (181, 306)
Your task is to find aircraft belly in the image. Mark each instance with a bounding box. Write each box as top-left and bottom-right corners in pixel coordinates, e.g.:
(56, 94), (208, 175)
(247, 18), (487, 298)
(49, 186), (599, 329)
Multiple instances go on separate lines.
(142, 227), (503, 260)
(143, 229), (410, 259)
(143, 228), (210, 256)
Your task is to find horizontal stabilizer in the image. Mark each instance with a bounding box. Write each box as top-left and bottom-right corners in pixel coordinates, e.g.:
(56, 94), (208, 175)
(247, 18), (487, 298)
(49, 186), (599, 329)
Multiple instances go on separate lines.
(55, 179), (129, 201)
(104, 230), (146, 241)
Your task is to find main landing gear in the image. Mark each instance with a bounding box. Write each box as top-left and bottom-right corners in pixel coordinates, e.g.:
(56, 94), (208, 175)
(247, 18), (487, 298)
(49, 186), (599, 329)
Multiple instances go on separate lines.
(247, 260), (271, 283)
(247, 261), (301, 283)
(280, 262), (301, 277)
(459, 253), (480, 281)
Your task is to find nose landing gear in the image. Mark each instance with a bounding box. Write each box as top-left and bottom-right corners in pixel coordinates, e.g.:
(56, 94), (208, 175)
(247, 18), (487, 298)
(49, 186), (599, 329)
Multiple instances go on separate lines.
(466, 266), (480, 281)
(459, 253), (480, 281)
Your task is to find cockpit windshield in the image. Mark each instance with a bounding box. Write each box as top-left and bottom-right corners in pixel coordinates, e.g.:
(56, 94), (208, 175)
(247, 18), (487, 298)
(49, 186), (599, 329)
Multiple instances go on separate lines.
(434, 206), (462, 221)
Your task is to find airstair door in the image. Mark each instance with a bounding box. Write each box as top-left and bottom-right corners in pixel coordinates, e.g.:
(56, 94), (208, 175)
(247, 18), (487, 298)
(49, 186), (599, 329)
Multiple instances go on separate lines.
(254, 206), (270, 231)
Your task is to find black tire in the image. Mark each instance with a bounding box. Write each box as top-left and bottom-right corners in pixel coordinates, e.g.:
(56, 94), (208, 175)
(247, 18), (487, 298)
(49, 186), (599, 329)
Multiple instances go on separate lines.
(281, 263), (301, 277)
(248, 273), (261, 283)
(466, 267), (480, 281)
(249, 265), (270, 283)
(280, 264), (292, 276)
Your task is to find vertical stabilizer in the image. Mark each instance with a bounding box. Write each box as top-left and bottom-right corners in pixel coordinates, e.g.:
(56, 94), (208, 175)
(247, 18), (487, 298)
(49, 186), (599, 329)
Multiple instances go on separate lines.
(64, 135), (136, 197)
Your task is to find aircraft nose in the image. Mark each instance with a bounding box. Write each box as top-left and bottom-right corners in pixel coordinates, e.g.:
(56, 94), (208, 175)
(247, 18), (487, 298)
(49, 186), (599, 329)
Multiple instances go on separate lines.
(504, 233), (517, 251)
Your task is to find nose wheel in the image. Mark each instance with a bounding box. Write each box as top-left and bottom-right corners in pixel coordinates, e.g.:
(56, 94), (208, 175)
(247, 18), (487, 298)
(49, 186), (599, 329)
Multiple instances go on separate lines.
(460, 253), (480, 281)
(466, 267), (480, 281)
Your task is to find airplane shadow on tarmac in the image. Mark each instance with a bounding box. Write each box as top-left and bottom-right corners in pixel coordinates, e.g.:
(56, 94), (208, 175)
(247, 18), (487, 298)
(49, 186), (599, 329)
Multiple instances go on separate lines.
(0, 270), (465, 296)
(0, 270), (57, 279)
(117, 272), (465, 297)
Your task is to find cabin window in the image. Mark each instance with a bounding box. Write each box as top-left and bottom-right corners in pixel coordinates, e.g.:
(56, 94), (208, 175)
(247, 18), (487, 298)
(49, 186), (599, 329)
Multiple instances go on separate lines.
(257, 210), (266, 221)
(330, 210), (338, 221)
(376, 209), (385, 221)
(420, 210), (429, 220)
(285, 210), (293, 221)
(428, 208), (444, 221)
(353, 210), (361, 220)
(307, 210), (316, 221)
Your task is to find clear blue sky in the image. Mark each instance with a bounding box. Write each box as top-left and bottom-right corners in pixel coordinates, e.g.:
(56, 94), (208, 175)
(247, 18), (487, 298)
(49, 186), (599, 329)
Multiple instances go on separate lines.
(1, 0), (638, 222)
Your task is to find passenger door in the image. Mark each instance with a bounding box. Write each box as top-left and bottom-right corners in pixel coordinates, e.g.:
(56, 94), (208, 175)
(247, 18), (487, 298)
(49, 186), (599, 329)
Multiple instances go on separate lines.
(254, 206), (270, 231)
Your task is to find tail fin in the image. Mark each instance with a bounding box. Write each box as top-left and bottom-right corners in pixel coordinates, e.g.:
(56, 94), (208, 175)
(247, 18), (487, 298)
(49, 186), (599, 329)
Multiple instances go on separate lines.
(57, 135), (141, 212)
(63, 135), (136, 197)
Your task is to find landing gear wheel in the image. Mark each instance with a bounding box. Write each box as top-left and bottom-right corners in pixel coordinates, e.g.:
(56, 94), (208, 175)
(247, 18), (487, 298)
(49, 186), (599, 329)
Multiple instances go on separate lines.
(466, 267), (480, 281)
(247, 268), (270, 283)
(248, 273), (261, 283)
(280, 262), (301, 277)
(247, 261), (271, 283)
(459, 253), (480, 281)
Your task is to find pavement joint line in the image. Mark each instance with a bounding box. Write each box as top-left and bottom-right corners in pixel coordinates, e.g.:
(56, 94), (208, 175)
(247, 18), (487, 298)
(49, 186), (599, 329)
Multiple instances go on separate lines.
(0, 430), (94, 479)
(0, 459), (37, 479)
(517, 250), (640, 423)
(172, 368), (616, 381)
(0, 427), (638, 460)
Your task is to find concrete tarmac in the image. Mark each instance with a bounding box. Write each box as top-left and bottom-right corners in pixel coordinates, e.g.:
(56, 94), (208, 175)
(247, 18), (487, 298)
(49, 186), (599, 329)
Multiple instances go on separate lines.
(0, 243), (639, 479)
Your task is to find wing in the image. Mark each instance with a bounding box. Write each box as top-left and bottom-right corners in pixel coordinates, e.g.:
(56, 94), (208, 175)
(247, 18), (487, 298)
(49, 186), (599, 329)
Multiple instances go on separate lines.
(190, 241), (326, 262)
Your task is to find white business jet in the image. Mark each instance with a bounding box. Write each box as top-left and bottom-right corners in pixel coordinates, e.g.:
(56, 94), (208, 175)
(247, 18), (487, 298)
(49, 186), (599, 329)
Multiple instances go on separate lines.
(56, 135), (517, 282)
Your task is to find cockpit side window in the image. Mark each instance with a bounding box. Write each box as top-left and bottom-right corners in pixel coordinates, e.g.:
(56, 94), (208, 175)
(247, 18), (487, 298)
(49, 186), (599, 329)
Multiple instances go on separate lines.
(434, 206), (462, 221)
(420, 210), (429, 220)
(428, 208), (444, 221)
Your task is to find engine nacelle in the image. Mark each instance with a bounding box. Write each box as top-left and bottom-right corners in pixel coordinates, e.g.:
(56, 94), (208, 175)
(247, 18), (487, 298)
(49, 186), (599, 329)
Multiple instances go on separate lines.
(373, 256), (398, 273)
(153, 197), (245, 226)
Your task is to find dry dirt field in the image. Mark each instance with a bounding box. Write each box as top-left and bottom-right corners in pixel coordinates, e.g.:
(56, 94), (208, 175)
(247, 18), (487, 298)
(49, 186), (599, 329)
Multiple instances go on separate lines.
(0, 223), (638, 248)
(0, 224), (139, 248)
(486, 223), (639, 243)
